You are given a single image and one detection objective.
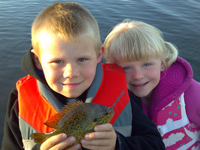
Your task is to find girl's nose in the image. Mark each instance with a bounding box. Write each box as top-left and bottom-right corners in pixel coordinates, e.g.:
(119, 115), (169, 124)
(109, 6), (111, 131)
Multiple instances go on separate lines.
(63, 64), (79, 78)
(132, 69), (144, 80)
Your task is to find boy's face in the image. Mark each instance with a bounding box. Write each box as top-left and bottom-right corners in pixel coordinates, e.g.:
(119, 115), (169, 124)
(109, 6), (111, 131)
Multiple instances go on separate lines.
(33, 35), (103, 98)
(114, 57), (163, 101)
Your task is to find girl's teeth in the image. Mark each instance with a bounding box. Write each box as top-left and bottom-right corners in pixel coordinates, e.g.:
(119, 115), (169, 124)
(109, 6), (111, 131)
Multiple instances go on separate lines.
(134, 83), (146, 86)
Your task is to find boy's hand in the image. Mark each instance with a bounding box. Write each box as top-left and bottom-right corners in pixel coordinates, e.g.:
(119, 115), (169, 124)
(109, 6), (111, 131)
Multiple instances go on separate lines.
(40, 133), (81, 150)
(81, 123), (117, 150)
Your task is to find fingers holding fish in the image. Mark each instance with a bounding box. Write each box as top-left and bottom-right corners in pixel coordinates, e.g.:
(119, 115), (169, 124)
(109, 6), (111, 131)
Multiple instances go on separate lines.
(64, 142), (81, 150)
(40, 133), (80, 150)
(89, 123), (116, 140)
(94, 123), (114, 132)
(81, 123), (117, 150)
(40, 133), (67, 150)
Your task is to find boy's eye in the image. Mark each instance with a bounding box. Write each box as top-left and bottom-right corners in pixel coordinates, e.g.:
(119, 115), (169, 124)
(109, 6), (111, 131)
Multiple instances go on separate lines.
(53, 60), (63, 64)
(122, 67), (131, 71)
(78, 58), (86, 62)
(143, 63), (150, 67)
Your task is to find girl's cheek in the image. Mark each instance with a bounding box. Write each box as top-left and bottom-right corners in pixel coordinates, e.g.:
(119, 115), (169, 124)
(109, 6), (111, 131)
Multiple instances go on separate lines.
(125, 73), (131, 82)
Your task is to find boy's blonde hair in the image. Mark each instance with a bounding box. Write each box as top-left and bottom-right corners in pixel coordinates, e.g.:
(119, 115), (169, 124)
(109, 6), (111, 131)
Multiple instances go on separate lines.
(104, 20), (178, 68)
(32, 2), (101, 55)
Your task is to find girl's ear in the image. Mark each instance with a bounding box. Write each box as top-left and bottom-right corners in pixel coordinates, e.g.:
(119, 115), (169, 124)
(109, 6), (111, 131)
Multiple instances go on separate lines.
(161, 66), (165, 71)
(97, 46), (105, 63)
(31, 49), (42, 70)
(161, 62), (165, 71)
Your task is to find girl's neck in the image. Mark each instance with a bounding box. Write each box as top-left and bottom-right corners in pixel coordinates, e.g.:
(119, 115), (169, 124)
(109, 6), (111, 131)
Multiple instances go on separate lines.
(141, 93), (152, 110)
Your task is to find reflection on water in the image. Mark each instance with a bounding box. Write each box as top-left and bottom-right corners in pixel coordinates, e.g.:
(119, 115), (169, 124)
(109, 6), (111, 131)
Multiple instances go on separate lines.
(0, 0), (200, 146)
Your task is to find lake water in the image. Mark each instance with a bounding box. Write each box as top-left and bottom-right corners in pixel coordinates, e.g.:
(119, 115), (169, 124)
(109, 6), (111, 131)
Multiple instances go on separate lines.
(0, 0), (200, 146)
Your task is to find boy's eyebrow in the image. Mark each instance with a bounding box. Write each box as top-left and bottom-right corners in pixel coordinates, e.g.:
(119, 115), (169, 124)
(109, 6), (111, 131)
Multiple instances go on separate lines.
(77, 53), (93, 57)
(46, 53), (94, 61)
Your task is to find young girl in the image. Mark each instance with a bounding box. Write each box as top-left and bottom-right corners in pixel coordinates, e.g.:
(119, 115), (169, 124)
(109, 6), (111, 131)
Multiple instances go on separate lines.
(104, 20), (200, 150)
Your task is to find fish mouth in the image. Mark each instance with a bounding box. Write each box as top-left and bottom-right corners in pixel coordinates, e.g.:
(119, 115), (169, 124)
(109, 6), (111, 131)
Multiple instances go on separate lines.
(108, 106), (114, 112)
(106, 107), (115, 121)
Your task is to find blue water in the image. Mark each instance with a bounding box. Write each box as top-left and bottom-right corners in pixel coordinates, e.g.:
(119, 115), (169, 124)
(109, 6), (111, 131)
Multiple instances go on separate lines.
(0, 0), (200, 146)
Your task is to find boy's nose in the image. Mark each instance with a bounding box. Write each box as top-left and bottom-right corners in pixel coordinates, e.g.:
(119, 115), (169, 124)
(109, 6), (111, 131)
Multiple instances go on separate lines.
(132, 69), (144, 80)
(63, 64), (79, 78)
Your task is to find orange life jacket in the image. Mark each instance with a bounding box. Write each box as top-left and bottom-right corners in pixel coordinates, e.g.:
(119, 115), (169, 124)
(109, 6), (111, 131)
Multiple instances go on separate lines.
(17, 63), (131, 149)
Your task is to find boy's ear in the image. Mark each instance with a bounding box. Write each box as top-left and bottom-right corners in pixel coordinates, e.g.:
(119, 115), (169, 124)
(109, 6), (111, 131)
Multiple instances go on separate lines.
(31, 49), (42, 70)
(97, 46), (105, 63)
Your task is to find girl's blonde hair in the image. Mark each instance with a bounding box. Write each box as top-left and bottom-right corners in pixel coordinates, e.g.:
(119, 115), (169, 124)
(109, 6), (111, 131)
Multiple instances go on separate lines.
(104, 20), (178, 68)
(32, 2), (102, 55)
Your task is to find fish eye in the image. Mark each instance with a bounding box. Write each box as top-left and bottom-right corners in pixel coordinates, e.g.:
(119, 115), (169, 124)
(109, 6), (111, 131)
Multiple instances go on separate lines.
(93, 118), (97, 122)
(105, 112), (109, 115)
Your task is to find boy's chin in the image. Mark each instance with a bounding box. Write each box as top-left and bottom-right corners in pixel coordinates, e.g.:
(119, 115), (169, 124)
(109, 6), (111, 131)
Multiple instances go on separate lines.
(61, 92), (81, 99)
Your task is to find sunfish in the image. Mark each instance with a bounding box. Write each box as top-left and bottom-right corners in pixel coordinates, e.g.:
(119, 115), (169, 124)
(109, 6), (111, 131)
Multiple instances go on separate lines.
(30, 100), (114, 146)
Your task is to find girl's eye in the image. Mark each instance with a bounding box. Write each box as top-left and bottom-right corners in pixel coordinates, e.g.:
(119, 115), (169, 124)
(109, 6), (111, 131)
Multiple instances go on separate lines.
(122, 67), (131, 71)
(143, 63), (150, 67)
(78, 58), (86, 62)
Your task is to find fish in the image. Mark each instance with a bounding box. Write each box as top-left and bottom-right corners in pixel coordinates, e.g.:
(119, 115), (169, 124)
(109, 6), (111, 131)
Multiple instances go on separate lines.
(30, 100), (115, 145)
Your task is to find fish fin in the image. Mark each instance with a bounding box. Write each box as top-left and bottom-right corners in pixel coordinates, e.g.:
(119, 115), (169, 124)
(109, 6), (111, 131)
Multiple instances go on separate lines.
(30, 133), (49, 143)
(44, 113), (63, 128)
(44, 100), (84, 128)
(60, 100), (84, 114)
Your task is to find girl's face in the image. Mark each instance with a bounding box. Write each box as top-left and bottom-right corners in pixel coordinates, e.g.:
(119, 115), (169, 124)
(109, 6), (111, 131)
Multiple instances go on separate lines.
(115, 57), (163, 101)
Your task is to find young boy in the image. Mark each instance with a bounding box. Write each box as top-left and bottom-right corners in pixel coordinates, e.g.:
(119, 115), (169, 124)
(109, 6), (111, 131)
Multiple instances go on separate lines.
(1, 2), (165, 150)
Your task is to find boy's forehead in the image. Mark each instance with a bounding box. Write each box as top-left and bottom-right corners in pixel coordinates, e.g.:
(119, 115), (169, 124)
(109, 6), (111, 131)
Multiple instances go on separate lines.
(39, 31), (52, 47)
(39, 30), (87, 44)
(39, 31), (70, 49)
(39, 33), (96, 50)
(38, 31), (99, 56)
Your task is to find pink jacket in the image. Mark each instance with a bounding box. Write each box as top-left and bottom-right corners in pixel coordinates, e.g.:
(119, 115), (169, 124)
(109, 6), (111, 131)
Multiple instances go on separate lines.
(143, 57), (200, 126)
(142, 57), (200, 149)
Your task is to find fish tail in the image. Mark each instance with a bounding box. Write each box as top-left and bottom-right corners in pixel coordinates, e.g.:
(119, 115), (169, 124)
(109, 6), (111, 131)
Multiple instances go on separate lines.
(30, 133), (50, 143)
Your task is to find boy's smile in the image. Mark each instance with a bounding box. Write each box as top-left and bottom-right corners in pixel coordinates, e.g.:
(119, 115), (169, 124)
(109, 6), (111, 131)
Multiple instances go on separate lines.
(33, 35), (103, 98)
(62, 82), (82, 89)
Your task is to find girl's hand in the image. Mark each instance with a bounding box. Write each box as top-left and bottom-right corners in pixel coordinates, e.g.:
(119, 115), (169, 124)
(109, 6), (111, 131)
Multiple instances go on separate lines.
(81, 123), (117, 150)
(40, 133), (81, 150)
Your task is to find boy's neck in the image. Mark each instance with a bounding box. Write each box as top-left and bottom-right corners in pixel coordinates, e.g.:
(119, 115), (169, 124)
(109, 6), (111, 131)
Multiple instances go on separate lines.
(67, 89), (88, 103)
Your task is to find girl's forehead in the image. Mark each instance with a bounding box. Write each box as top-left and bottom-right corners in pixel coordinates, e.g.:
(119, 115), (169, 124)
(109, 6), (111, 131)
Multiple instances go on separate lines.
(115, 55), (162, 63)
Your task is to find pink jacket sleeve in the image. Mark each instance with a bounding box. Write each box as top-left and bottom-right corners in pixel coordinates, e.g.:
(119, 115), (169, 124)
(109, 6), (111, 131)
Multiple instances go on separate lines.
(184, 79), (200, 126)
